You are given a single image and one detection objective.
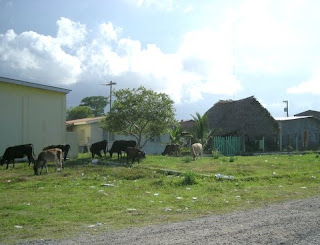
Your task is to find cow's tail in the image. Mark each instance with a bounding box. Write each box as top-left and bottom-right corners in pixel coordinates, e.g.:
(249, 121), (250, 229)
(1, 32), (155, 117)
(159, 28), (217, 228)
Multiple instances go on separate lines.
(31, 144), (36, 158)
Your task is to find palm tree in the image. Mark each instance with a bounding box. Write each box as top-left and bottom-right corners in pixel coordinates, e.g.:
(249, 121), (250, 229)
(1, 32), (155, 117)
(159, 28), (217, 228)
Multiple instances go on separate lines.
(188, 112), (213, 149)
(168, 126), (183, 144)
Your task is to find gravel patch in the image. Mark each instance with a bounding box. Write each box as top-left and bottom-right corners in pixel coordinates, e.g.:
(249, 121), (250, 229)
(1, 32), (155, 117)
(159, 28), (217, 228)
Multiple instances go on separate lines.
(18, 196), (320, 245)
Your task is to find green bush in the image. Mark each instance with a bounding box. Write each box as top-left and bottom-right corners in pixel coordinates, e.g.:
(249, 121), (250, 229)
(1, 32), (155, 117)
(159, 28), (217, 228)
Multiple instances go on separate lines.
(212, 150), (222, 159)
(180, 171), (197, 185)
(182, 156), (193, 163)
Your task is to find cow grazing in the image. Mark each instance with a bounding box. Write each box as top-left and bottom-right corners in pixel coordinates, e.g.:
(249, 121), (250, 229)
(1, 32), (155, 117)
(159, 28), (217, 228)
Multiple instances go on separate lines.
(34, 148), (63, 175)
(191, 143), (203, 160)
(0, 144), (35, 169)
(109, 140), (136, 159)
(162, 144), (180, 156)
(126, 147), (146, 166)
(43, 144), (71, 161)
(90, 140), (108, 158)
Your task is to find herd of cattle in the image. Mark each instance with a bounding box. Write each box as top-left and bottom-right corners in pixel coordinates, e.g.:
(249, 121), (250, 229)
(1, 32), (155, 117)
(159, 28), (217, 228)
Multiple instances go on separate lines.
(0, 140), (203, 175)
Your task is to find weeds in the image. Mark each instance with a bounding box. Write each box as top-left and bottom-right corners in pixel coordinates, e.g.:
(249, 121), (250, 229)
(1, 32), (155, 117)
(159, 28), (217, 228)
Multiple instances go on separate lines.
(180, 171), (197, 185)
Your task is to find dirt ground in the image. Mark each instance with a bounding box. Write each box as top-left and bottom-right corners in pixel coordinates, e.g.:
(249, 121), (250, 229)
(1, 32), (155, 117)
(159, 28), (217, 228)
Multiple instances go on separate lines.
(18, 196), (320, 245)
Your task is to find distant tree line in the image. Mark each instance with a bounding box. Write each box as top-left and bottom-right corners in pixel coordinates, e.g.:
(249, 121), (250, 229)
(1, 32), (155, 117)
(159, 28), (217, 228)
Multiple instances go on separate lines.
(67, 96), (109, 120)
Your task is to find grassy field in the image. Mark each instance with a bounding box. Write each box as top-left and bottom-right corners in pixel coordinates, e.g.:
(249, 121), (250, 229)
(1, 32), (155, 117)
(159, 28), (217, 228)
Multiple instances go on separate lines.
(1, 153), (320, 244)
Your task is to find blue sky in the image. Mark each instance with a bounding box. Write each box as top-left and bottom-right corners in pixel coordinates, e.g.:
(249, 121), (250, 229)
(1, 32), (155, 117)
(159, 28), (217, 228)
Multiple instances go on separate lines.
(1, 0), (320, 120)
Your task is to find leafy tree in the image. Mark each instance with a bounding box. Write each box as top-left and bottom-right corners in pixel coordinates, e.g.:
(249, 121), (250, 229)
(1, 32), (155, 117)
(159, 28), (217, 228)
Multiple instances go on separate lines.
(67, 106), (94, 120)
(188, 112), (213, 149)
(102, 86), (176, 149)
(80, 96), (109, 117)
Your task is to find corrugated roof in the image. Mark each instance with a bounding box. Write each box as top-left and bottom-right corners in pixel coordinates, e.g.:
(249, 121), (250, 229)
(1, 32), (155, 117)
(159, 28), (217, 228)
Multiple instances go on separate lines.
(0, 76), (71, 94)
(66, 116), (105, 126)
(275, 116), (313, 121)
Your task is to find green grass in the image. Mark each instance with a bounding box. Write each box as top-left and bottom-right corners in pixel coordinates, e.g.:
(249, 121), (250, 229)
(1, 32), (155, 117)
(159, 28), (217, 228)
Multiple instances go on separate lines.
(1, 153), (320, 244)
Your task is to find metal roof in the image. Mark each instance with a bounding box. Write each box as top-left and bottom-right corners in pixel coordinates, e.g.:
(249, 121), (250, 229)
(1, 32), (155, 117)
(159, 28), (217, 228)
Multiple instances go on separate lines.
(275, 116), (313, 121)
(66, 116), (105, 126)
(0, 76), (71, 94)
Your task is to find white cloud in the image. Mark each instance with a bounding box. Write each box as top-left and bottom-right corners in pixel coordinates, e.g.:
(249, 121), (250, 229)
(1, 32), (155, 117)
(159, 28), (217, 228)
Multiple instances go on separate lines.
(0, 18), (83, 84)
(130, 0), (175, 11)
(0, 17), (243, 103)
(56, 17), (87, 48)
(100, 22), (122, 41)
(287, 67), (320, 95)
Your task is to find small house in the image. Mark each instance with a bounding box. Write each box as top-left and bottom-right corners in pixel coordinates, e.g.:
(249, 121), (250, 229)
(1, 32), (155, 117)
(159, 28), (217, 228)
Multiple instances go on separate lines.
(275, 116), (320, 151)
(206, 96), (279, 153)
(66, 117), (169, 155)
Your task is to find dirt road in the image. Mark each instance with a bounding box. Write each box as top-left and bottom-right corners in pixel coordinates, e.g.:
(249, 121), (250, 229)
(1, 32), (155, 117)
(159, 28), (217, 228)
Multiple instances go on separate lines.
(19, 196), (320, 245)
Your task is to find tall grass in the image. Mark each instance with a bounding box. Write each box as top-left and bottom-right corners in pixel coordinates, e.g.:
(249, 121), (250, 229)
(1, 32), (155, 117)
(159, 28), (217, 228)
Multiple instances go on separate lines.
(0, 153), (319, 244)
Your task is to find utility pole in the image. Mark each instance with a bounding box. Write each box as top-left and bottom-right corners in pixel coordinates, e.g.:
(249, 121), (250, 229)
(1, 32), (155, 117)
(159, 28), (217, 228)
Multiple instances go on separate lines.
(283, 100), (289, 117)
(101, 81), (117, 112)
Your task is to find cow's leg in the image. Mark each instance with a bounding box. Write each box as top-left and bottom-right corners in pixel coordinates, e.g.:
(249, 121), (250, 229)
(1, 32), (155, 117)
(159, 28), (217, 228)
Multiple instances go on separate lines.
(40, 161), (47, 175)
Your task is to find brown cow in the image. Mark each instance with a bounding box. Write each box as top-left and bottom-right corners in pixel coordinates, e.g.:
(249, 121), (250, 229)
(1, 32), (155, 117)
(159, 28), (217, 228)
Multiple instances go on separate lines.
(162, 144), (180, 156)
(34, 148), (63, 175)
(126, 147), (145, 167)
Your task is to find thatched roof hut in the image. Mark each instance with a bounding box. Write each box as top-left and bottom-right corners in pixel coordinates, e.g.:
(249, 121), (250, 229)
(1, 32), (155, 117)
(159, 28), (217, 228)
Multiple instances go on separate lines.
(206, 96), (279, 152)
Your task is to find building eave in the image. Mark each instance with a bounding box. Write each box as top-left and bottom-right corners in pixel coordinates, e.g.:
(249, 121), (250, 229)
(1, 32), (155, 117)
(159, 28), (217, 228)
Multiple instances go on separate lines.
(0, 76), (71, 94)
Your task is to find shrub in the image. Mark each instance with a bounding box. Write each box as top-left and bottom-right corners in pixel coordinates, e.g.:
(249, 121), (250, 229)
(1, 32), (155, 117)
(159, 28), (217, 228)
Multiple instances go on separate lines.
(212, 150), (222, 159)
(182, 156), (193, 163)
(228, 156), (236, 162)
(180, 171), (197, 185)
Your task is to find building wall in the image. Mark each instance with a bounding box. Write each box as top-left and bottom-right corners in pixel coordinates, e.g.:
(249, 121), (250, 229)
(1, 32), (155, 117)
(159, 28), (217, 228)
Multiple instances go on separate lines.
(279, 118), (320, 150)
(68, 121), (170, 155)
(0, 81), (67, 155)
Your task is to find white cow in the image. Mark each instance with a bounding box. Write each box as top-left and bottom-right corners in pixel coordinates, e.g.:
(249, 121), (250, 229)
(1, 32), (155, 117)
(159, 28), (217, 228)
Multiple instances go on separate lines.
(191, 143), (203, 160)
(34, 148), (63, 175)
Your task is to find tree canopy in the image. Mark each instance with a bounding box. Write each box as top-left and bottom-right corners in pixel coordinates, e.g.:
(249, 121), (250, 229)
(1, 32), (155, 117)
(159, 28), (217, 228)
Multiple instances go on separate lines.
(67, 106), (94, 120)
(102, 86), (176, 149)
(80, 96), (108, 117)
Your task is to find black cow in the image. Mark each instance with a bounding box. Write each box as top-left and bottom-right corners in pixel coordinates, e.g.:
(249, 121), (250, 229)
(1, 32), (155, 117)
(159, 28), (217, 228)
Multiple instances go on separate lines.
(126, 147), (146, 166)
(162, 144), (180, 156)
(0, 144), (35, 169)
(109, 140), (136, 159)
(43, 144), (71, 161)
(90, 140), (108, 158)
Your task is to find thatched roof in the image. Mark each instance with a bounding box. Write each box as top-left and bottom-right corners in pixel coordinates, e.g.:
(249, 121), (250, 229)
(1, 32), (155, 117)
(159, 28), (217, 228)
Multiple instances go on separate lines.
(179, 120), (195, 129)
(206, 96), (279, 137)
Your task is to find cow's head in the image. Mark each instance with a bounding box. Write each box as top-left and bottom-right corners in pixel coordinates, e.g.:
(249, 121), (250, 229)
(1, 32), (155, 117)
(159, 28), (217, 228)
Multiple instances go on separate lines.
(33, 160), (39, 175)
(139, 151), (146, 159)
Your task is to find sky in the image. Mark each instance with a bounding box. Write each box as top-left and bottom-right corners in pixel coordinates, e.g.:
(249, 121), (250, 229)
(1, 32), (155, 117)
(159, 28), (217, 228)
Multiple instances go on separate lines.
(1, 0), (320, 120)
